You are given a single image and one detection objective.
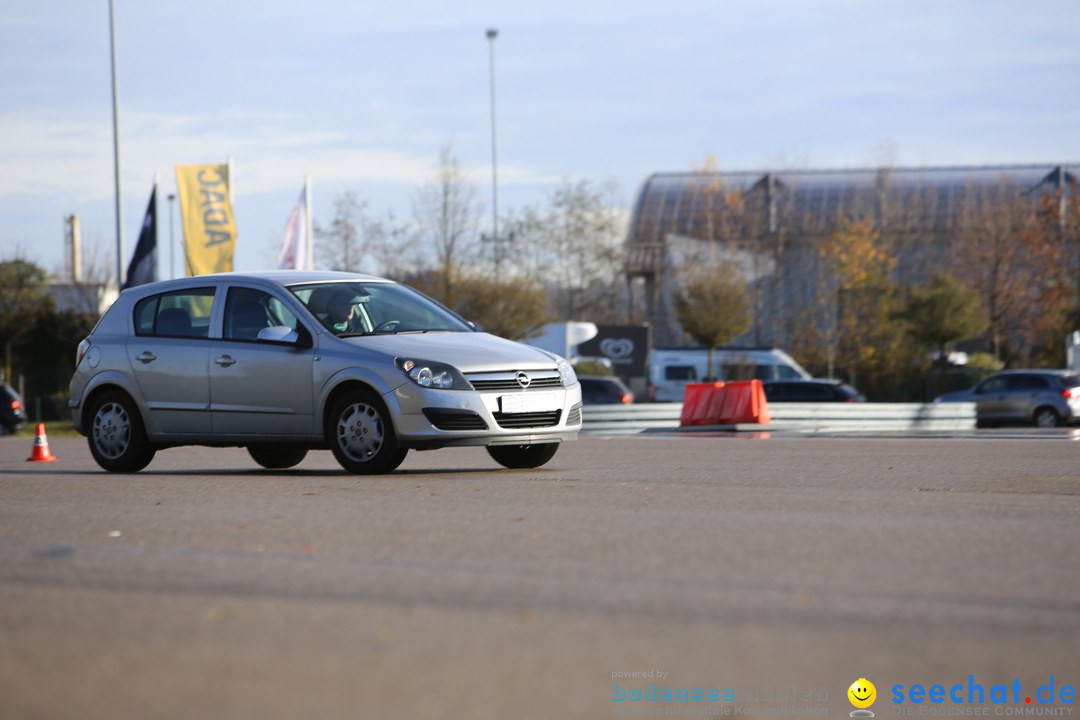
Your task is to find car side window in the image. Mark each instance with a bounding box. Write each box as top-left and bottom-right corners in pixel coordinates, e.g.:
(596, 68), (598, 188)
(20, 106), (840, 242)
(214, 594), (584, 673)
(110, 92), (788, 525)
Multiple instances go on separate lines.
(133, 288), (215, 338)
(223, 287), (300, 341)
(665, 365), (697, 381)
(1012, 375), (1048, 390)
(976, 377), (1007, 394)
(765, 384), (787, 400)
(776, 365), (802, 380)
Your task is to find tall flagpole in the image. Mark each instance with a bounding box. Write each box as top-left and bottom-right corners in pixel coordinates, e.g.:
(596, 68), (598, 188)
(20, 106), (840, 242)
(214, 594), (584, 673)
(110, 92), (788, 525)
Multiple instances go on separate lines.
(486, 28), (500, 276)
(108, 0), (125, 286)
(305, 174), (313, 270)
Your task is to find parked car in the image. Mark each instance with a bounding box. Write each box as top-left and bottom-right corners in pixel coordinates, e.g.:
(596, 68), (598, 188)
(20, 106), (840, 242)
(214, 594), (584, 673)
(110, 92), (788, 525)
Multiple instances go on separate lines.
(648, 347), (811, 402)
(934, 370), (1080, 427)
(69, 271), (582, 473)
(578, 376), (634, 404)
(762, 379), (865, 403)
(0, 384), (28, 434)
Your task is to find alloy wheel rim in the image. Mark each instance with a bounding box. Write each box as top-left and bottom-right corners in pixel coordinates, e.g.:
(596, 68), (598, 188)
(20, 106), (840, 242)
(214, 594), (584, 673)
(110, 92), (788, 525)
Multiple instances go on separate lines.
(337, 403), (383, 462)
(93, 402), (131, 459)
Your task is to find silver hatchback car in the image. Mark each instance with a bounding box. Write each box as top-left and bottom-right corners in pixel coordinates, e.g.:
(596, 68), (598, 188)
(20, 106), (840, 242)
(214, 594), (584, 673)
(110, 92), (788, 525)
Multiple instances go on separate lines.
(69, 271), (581, 473)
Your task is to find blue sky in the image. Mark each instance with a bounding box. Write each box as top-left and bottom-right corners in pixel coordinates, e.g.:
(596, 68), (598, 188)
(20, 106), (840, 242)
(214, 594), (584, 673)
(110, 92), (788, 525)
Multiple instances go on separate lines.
(1, 0), (1078, 280)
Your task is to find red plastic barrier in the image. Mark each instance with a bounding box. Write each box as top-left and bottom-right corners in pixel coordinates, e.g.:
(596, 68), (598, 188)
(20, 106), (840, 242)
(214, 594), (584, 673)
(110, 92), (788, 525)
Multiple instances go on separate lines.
(679, 380), (771, 426)
(679, 382), (725, 425)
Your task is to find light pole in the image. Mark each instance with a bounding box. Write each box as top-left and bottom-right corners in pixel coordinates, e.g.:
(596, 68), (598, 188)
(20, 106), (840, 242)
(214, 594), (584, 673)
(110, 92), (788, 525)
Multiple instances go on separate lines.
(108, 0), (124, 287)
(486, 28), (500, 276)
(167, 193), (177, 279)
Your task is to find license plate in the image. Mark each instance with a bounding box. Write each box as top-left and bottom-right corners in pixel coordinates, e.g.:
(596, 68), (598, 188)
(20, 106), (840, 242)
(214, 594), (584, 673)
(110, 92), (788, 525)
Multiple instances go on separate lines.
(500, 392), (559, 414)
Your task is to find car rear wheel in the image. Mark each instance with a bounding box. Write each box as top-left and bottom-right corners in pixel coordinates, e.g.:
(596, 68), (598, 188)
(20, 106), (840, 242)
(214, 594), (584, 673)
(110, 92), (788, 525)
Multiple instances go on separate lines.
(247, 445), (308, 469)
(87, 390), (156, 472)
(327, 389), (408, 474)
(487, 443), (559, 469)
(1033, 407), (1061, 428)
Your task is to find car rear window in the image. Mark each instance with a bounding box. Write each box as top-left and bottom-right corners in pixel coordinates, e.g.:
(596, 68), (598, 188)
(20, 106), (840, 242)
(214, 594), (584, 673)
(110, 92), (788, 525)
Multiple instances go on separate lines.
(134, 288), (216, 338)
(1063, 374), (1080, 388)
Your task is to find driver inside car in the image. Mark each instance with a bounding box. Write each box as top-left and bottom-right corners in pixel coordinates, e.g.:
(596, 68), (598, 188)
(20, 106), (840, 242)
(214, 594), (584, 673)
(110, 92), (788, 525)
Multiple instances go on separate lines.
(327, 290), (358, 333)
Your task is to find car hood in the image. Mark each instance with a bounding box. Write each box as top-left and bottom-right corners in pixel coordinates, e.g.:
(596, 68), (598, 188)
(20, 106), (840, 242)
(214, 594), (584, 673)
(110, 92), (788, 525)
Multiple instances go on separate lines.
(337, 331), (561, 373)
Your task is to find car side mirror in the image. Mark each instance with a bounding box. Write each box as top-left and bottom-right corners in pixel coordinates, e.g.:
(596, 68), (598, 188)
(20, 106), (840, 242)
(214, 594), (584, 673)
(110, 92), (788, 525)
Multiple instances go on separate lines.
(468, 320), (484, 332)
(257, 325), (309, 348)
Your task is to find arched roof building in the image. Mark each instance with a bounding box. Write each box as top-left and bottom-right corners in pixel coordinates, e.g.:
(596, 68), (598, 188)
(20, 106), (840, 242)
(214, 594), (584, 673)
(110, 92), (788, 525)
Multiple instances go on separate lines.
(624, 164), (1076, 348)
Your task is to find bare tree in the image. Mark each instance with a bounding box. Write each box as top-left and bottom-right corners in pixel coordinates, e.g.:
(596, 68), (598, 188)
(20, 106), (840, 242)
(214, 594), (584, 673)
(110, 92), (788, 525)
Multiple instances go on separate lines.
(411, 143), (483, 306)
(506, 179), (624, 322)
(316, 191), (375, 272)
(947, 179), (1064, 364)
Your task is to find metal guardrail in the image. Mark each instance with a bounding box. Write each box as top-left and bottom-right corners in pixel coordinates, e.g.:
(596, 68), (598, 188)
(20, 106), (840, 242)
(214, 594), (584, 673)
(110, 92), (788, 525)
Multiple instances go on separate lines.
(582, 402), (978, 434)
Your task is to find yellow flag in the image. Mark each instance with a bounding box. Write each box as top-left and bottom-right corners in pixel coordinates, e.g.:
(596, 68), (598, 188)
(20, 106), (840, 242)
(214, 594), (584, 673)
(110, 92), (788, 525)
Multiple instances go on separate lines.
(176, 164), (237, 276)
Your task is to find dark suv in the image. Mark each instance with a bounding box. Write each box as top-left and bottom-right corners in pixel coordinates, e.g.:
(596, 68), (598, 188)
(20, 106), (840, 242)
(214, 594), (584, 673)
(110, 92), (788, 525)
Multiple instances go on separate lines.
(762, 379), (865, 403)
(934, 370), (1080, 427)
(1, 384), (28, 434)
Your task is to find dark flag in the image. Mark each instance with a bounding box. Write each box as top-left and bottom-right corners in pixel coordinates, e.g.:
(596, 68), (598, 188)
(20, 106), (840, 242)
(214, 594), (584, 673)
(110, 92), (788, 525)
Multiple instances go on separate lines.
(123, 186), (158, 290)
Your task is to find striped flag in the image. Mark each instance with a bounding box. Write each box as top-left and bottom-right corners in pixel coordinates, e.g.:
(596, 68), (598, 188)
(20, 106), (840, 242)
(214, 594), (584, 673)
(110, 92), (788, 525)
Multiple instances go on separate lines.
(278, 181), (312, 270)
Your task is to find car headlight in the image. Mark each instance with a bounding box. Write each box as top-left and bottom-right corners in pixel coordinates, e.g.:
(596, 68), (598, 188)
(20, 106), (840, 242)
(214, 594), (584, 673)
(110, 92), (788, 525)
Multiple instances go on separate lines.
(557, 358), (577, 387)
(396, 358), (471, 390)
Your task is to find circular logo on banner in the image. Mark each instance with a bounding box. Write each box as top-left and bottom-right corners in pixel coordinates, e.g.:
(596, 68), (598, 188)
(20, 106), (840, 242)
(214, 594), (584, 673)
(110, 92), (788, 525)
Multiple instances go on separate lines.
(599, 338), (634, 360)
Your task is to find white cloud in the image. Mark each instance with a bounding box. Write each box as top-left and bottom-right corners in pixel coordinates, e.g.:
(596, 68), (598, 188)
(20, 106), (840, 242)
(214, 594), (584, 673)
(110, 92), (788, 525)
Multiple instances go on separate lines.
(0, 109), (552, 202)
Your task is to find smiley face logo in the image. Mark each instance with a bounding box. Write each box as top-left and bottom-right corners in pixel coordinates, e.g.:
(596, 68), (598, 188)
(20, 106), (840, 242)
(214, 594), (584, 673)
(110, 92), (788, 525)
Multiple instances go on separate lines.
(848, 678), (876, 711)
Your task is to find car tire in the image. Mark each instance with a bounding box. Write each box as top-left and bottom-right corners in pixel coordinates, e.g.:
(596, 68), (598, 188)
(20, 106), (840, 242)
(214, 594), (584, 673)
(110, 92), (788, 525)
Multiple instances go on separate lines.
(1033, 407), (1061, 428)
(326, 389), (407, 474)
(486, 443), (559, 469)
(247, 445), (308, 469)
(87, 390), (156, 473)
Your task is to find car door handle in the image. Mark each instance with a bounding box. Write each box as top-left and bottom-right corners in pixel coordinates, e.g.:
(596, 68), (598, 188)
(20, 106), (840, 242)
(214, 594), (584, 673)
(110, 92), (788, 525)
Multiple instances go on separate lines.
(135, 352), (156, 364)
(215, 355), (237, 367)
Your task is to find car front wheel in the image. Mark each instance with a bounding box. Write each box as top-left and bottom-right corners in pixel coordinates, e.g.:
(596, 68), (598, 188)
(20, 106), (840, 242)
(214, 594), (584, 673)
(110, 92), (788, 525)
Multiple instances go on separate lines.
(1033, 407), (1061, 428)
(327, 389), (408, 474)
(247, 445), (308, 469)
(487, 443), (559, 469)
(87, 390), (156, 472)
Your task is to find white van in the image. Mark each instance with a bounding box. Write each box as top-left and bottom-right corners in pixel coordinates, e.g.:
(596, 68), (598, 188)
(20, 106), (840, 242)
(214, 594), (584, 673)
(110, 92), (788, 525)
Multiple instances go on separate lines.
(648, 347), (811, 402)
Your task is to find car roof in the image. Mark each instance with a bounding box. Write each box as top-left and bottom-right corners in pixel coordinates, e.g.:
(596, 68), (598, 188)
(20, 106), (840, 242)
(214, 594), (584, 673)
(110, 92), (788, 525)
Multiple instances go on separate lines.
(763, 378), (842, 385)
(117, 271), (392, 298)
(991, 369), (1074, 376)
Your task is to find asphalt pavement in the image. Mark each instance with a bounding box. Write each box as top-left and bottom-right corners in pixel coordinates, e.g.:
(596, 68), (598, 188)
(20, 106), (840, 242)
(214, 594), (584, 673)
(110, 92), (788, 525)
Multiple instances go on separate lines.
(1, 433), (1078, 719)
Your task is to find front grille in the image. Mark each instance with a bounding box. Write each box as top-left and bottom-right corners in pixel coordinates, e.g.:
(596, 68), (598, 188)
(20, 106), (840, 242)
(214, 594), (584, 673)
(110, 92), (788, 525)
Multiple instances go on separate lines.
(467, 372), (562, 392)
(493, 410), (562, 429)
(566, 403), (582, 426)
(422, 408), (488, 431)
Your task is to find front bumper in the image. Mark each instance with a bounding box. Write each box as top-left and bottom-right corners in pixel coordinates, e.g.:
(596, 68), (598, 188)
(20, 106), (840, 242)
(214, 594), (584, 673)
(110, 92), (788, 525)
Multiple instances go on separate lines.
(387, 381), (582, 449)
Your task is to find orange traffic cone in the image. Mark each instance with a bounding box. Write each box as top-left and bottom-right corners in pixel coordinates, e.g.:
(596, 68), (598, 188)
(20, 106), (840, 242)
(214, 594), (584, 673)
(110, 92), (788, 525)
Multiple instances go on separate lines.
(26, 423), (58, 462)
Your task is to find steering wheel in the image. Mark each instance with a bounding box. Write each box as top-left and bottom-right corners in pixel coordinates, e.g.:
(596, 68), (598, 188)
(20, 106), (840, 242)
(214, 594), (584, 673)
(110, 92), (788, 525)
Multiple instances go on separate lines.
(371, 319), (400, 334)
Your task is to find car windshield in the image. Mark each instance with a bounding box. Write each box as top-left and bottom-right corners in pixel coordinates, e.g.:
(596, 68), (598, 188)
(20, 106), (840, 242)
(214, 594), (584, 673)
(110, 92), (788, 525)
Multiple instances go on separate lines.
(288, 281), (472, 337)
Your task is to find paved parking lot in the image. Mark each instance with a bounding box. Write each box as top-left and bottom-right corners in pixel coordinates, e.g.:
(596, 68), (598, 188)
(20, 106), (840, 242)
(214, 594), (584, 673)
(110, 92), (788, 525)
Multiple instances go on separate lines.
(1, 433), (1078, 719)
